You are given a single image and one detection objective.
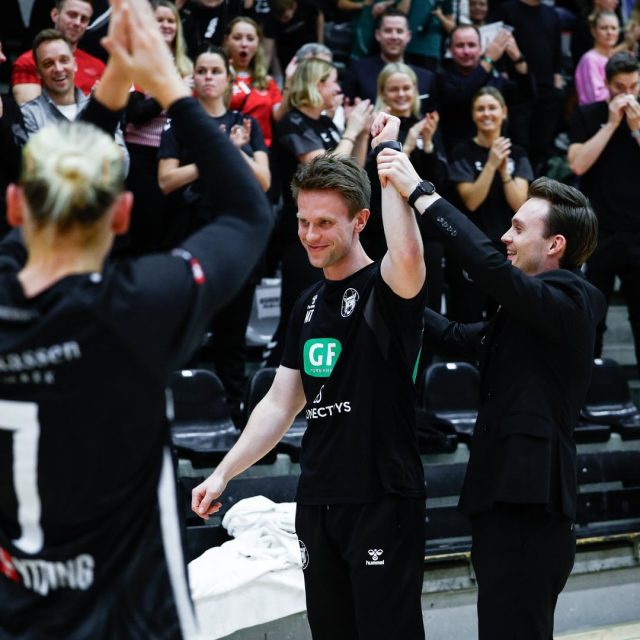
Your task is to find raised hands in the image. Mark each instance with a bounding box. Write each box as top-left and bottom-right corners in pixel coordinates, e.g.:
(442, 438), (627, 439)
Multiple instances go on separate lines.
(487, 136), (512, 173)
(102, 0), (190, 109)
(229, 118), (252, 149)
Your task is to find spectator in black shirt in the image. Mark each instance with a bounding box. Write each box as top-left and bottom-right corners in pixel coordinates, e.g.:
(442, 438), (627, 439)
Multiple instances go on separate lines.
(437, 24), (531, 158)
(262, 0), (324, 79)
(496, 0), (565, 173)
(180, 0), (245, 59)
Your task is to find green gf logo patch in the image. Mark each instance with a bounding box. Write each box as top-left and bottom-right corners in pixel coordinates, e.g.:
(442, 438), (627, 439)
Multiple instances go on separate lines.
(303, 339), (342, 377)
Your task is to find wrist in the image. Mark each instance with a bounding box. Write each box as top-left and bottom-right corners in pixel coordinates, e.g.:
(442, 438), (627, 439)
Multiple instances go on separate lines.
(512, 55), (526, 65)
(481, 54), (495, 67)
(631, 127), (640, 139)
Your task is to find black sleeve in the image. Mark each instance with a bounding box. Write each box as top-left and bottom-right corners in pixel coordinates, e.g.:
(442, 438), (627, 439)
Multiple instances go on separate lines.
(423, 307), (486, 360)
(568, 105), (592, 144)
(112, 97), (274, 372)
(421, 198), (596, 339)
(247, 114), (268, 153)
(125, 91), (163, 126)
(157, 124), (181, 160)
(78, 96), (123, 137)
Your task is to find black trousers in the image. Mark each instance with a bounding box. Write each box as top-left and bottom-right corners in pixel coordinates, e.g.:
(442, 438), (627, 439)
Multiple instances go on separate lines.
(471, 505), (575, 640)
(586, 230), (640, 376)
(296, 498), (426, 640)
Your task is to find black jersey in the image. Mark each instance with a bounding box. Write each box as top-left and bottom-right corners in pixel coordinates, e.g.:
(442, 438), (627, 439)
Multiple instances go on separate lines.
(0, 97), (272, 639)
(281, 262), (427, 504)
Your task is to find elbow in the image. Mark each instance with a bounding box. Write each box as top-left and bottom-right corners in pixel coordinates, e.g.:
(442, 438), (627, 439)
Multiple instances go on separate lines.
(567, 157), (585, 176)
(158, 177), (173, 195)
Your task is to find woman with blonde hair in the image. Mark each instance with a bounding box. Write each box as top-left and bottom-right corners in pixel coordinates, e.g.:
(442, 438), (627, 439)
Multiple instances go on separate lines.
(575, 11), (622, 104)
(123, 0), (193, 255)
(267, 57), (373, 364)
(224, 16), (284, 147)
(0, 0), (271, 635)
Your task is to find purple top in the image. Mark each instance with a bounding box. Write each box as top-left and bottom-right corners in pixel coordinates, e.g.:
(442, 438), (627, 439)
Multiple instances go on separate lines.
(575, 49), (610, 105)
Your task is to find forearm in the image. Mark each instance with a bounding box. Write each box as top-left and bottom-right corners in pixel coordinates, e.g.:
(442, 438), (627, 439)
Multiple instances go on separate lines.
(380, 181), (425, 298)
(93, 62), (131, 112)
(568, 123), (616, 175)
(158, 162), (199, 194)
(240, 150), (271, 191)
(458, 165), (496, 212)
(213, 395), (295, 485)
(503, 176), (528, 212)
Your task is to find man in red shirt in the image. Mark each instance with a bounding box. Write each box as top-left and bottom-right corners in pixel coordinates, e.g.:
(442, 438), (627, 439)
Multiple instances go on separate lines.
(12, 0), (104, 104)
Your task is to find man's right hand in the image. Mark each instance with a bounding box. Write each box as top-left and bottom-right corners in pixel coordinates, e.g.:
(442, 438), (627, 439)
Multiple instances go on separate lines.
(191, 473), (228, 520)
(608, 93), (632, 127)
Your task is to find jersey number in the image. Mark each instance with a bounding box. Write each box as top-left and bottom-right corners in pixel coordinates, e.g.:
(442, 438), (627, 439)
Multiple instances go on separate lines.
(0, 400), (43, 554)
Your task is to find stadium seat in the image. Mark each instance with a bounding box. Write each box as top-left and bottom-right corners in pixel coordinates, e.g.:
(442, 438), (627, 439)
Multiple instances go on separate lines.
(245, 278), (280, 362)
(244, 367), (307, 462)
(581, 358), (640, 440)
(419, 361), (480, 444)
(169, 369), (240, 467)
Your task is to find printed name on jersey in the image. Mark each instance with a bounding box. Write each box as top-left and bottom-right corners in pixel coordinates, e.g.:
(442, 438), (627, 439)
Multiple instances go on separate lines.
(0, 546), (95, 596)
(0, 340), (81, 385)
(303, 338), (342, 377)
(304, 294), (318, 323)
(341, 288), (359, 318)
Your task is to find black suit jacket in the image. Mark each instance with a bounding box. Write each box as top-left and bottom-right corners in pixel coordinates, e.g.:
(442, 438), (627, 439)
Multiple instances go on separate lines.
(423, 199), (607, 519)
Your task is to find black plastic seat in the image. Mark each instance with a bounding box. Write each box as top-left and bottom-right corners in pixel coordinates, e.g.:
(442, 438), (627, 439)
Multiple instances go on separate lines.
(169, 369), (240, 467)
(419, 361), (480, 444)
(581, 358), (640, 439)
(244, 367), (307, 461)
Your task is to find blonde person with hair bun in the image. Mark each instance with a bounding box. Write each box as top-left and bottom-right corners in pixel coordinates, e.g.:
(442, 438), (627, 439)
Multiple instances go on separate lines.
(266, 56), (373, 364)
(122, 0), (193, 256)
(0, 0), (272, 636)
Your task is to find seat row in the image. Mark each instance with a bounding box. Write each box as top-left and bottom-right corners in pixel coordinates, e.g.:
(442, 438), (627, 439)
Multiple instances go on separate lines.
(168, 357), (640, 469)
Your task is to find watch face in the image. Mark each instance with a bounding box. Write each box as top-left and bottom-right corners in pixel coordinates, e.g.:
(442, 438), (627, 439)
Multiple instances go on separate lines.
(420, 180), (436, 195)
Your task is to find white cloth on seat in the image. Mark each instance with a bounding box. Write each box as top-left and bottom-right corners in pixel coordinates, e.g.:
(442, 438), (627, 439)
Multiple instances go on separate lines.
(188, 496), (306, 639)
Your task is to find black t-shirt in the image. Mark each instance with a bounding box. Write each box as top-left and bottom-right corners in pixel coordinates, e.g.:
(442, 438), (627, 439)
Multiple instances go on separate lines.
(273, 108), (341, 240)
(0, 97), (272, 639)
(569, 101), (640, 232)
(281, 262), (427, 504)
(449, 138), (533, 242)
(262, 0), (321, 72)
(496, 0), (561, 87)
(159, 110), (266, 237)
(180, 0), (245, 59)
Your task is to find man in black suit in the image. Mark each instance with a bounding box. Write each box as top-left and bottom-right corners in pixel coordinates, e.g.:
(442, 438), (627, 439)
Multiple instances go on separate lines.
(342, 8), (437, 114)
(376, 151), (606, 639)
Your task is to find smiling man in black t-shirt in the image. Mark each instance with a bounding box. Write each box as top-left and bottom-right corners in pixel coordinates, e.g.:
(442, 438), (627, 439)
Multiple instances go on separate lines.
(193, 113), (429, 639)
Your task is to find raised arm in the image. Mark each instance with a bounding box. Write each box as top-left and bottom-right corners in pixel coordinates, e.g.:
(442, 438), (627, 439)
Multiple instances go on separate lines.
(191, 366), (306, 518)
(568, 94), (628, 175)
(373, 112), (426, 299)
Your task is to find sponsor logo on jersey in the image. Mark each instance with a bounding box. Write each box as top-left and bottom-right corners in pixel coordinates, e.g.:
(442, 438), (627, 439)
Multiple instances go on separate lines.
(298, 539), (309, 570)
(304, 294), (318, 324)
(341, 288), (359, 318)
(312, 385), (324, 404)
(0, 545), (95, 596)
(303, 339), (341, 377)
(366, 548), (384, 566)
(305, 401), (351, 420)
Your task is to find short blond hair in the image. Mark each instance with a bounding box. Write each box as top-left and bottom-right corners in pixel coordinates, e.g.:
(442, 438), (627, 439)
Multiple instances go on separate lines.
(376, 62), (420, 117)
(289, 58), (336, 110)
(21, 121), (124, 231)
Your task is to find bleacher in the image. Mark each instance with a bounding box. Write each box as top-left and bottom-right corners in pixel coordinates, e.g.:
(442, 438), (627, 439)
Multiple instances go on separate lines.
(168, 285), (640, 638)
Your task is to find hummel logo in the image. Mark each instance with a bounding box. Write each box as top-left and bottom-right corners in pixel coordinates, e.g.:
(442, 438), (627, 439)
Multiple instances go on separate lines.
(366, 549), (384, 566)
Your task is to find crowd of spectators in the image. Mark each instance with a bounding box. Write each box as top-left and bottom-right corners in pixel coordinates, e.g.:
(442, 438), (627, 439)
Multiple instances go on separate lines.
(1, 0), (640, 417)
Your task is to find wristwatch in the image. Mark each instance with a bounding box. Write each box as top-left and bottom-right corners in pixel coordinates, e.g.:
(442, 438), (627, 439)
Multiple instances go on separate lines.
(373, 140), (403, 156)
(407, 180), (436, 209)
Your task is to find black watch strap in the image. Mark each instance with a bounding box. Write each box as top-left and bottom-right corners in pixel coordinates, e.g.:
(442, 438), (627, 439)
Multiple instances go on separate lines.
(407, 180), (436, 209)
(373, 140), (403, 157)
